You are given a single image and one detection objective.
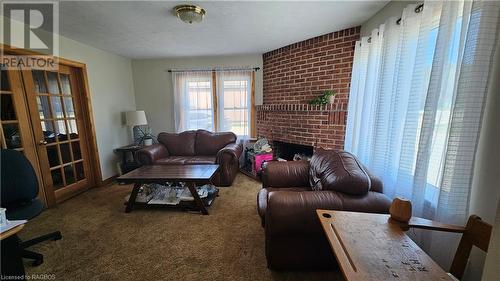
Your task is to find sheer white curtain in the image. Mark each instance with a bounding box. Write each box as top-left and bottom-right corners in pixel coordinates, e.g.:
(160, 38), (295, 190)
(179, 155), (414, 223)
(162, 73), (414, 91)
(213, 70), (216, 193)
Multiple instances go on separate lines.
(172, 71), (214, 132)
(217, 70), (252, 138)
(346, 0), (500, 265)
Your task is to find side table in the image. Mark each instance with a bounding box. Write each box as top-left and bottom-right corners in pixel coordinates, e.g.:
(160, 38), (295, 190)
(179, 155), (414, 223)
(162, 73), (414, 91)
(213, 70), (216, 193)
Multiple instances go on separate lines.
(115, 144), (143, 174)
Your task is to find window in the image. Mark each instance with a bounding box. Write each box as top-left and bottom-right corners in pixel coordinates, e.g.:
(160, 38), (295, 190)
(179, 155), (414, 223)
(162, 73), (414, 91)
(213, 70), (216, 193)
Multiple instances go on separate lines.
(173, 70), (254, 137)
(185, 80), (213, 131)
(172, 72), (214, 132)
(217, 71), (252, 137)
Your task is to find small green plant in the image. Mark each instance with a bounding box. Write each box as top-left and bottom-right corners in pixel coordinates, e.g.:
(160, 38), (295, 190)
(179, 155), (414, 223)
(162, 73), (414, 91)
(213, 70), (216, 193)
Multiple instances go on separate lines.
(308, 90), (336, 105)
(136, 126), (156, 145)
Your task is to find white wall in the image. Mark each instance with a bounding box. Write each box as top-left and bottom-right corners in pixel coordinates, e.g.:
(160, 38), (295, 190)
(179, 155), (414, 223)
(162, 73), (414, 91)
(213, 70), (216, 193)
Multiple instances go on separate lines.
(1, 17), (136, 180)
(360, 0), (417, 36)
(131, 54), (263, 134)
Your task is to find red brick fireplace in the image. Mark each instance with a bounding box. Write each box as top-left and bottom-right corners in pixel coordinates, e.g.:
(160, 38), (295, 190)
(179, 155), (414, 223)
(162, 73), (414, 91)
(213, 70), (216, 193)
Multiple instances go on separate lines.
(257, 26), (360, 150)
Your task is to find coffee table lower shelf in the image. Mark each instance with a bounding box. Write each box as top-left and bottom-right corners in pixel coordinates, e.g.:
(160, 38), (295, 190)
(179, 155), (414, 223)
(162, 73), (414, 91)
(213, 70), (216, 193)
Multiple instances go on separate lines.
(123, 193), (218, 212)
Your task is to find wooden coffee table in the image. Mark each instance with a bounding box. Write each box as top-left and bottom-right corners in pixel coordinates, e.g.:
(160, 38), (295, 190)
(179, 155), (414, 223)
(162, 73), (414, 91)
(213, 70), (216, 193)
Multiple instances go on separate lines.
(117, 165), (219, 215)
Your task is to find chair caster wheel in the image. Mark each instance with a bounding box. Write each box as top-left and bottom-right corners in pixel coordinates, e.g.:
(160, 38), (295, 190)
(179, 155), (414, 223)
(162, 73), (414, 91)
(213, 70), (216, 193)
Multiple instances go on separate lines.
(32, 258), (43, 266)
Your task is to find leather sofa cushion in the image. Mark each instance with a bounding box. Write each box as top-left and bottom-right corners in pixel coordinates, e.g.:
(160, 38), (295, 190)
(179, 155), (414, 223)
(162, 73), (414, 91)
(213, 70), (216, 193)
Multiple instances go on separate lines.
(157, 131), (196, 156)
(309, 148), (371, 195)
(195, 130), (236, 155)
(155, 156), (189, 165)
(185, 156), (216, 164)
(155, 156), (216, 165)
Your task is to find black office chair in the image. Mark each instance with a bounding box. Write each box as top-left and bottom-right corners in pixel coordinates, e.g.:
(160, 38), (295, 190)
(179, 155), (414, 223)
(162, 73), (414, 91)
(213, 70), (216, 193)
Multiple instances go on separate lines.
(1, 149), (62, 266)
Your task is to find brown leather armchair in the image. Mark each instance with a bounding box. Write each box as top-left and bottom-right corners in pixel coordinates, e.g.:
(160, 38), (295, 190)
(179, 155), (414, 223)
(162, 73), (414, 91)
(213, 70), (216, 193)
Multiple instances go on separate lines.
(136, 130), (243, 186)
(257, 150), (392, 270)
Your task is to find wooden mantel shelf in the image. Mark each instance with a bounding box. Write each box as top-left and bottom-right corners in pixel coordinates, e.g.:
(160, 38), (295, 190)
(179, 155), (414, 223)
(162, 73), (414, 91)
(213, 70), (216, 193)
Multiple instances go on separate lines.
(256, 103), (346, 112)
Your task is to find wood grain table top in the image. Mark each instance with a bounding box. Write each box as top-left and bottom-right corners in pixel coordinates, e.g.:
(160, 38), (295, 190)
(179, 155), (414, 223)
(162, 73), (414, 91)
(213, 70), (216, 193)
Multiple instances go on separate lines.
(316, 210), (453, 281)
(0, 224), (24, 240)
(117, 165), (220, 183)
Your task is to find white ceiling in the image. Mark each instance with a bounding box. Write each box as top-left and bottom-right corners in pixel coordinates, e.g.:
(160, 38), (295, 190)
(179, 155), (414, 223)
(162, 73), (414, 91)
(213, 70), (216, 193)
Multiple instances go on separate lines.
(59, 1), (388, 59)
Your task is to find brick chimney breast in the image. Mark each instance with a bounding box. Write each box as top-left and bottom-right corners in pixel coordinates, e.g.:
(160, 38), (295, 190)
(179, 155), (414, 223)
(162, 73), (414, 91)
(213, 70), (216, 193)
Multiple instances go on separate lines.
(258, 26), (360, 150)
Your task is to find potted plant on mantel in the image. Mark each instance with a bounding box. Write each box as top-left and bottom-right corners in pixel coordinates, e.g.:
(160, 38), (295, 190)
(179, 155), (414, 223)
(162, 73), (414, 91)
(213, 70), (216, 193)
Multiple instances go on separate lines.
(308, 90), (336, 105)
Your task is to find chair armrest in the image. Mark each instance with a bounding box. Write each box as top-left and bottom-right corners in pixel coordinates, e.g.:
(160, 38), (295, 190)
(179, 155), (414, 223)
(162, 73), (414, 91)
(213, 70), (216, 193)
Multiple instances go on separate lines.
(405, 217), (466, 233)
(216, 143), (243, 164)
(135, 144), (168, 165)
(261, 160), (310, 188)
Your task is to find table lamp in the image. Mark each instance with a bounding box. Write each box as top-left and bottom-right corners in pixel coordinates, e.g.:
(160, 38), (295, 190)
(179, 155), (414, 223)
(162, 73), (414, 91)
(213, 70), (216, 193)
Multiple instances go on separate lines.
(125, 111), (148, 145)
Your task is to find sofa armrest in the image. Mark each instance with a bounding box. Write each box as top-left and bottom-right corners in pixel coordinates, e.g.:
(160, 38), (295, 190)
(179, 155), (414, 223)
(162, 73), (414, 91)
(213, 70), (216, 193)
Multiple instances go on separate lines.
(361, 163), (384, 193)
(214, 142), (243, 186)
(265, 190), (391, 237)
(216, 142), (243, 164)
(262, 160), (310, 188)
(265, 190), (343, 236)
(135, 144), (169, 165)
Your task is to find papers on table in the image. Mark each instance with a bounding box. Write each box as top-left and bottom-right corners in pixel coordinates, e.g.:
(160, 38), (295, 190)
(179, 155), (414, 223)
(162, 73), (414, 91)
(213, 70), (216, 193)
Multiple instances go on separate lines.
(124, 184), (215, 205)
(0, 219), (27, 234)
(148, 187), (182, 205)
(179, 186), (209, 201)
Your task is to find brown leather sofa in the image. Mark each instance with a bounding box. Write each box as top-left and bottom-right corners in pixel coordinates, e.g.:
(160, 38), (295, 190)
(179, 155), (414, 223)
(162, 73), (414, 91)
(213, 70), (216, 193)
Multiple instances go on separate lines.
(136, 130), (243, 186)
(257, 149), (391, 270)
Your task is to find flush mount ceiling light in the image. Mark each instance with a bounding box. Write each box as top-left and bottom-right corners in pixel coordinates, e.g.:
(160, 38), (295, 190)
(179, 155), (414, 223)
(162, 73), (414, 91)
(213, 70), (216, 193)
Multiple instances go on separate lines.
(174, 5), (206, 24)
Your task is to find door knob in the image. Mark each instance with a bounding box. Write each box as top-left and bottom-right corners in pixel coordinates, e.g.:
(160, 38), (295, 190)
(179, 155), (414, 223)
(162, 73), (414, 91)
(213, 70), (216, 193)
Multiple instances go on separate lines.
(39, 140), (47, 145)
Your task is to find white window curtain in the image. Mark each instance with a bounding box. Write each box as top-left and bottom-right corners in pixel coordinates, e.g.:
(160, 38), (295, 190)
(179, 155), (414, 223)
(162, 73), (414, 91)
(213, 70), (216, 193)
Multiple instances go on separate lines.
(345, 0), (500, 267)
(172, 71), (214, 132)
(172, 69), (253, 137)
(217, 70), (252, 138)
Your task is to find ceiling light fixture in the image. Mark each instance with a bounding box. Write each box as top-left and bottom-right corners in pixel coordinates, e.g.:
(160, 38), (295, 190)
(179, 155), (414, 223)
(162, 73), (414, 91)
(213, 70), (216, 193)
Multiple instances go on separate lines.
(174, 5), (206, 24)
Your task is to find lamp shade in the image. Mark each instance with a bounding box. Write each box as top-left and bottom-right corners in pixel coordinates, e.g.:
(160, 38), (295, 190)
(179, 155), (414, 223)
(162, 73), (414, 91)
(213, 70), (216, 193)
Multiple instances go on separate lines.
(125, 111), (148, 126)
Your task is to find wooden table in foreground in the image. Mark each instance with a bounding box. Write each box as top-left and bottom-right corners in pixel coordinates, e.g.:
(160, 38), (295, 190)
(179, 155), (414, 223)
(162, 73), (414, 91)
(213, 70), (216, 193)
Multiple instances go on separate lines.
(117, 165), (219, 215)
(1, 224), (26, 280)
(316, 210), (453, 281)
(0, 224), (24, 240)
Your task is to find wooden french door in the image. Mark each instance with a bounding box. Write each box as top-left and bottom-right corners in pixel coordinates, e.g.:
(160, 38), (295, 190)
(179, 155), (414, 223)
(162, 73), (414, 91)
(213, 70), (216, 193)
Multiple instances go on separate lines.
(20, 65), (93, 203)
(0, 67), (46, 203)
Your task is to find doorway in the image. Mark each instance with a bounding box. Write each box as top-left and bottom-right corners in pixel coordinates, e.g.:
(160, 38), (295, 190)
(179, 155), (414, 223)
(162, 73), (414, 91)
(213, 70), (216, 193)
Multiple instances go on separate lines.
(1, 48), (101, 207)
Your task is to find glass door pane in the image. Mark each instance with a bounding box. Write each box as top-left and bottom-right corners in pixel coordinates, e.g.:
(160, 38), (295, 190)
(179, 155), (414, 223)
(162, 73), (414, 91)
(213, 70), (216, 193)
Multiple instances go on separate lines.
(1, 68), (24, 151)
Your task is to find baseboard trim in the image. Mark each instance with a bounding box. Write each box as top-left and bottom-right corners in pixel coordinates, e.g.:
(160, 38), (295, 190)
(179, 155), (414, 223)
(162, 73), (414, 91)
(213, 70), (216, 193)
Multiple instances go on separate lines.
(99, 175), (118, 187)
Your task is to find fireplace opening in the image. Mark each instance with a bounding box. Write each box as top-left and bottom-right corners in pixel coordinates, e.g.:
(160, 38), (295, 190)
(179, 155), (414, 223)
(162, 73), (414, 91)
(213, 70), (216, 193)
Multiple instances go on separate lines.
(273, 141), (313, 161)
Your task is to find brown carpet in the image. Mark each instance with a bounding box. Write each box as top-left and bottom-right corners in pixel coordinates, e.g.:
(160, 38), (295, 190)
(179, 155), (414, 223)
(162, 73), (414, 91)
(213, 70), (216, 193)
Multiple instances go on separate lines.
(21, 174), (342, 281)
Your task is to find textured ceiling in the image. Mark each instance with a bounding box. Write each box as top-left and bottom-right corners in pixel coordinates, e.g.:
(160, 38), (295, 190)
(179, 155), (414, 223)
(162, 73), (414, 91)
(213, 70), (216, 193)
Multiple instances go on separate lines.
(59, 1), (388, 58)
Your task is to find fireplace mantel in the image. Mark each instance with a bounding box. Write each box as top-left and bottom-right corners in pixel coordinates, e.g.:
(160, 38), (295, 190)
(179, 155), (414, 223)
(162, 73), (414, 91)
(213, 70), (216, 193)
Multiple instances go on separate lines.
(256, 103), (346, 112)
